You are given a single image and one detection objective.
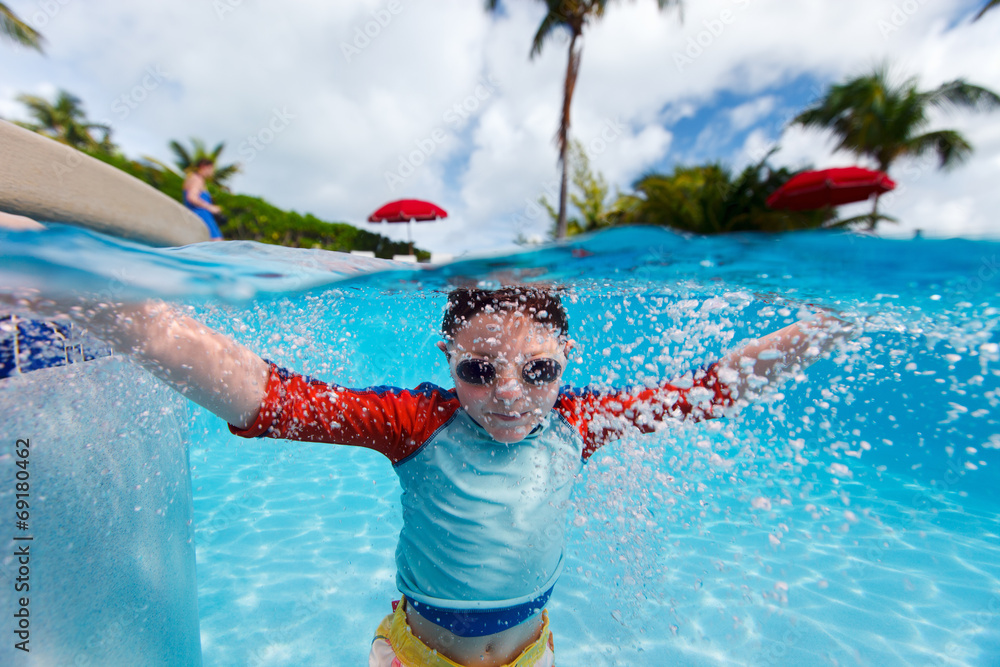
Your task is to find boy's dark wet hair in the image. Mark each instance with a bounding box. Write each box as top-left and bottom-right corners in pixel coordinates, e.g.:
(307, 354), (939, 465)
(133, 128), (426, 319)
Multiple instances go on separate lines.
(442, 287), (568, 340)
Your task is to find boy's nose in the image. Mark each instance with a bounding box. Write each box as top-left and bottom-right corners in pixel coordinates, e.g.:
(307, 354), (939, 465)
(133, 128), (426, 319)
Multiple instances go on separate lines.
(493, 376), (523, 402)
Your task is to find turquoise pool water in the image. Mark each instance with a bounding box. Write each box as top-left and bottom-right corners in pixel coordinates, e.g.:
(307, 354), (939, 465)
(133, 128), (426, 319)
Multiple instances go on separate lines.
(2, 225), (999, 665)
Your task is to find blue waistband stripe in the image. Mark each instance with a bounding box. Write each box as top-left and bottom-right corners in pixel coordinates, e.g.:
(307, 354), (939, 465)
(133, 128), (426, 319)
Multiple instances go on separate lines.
(407, 586), (554, 638)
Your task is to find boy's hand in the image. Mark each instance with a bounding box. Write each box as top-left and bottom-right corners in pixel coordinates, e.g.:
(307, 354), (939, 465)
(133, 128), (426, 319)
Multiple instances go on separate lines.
(1, 290), (270, 430)
(720, 307), (858, 401)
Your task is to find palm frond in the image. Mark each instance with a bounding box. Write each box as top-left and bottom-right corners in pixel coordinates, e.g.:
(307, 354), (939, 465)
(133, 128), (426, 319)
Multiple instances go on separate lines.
(16, 93), (55, 124)
(529, 9), (562, 58)
(0, 2), (44, 51)
(791, 66), (997, 174)
(974, 0), (999, 20)
(15, 89), (115, 152)
(166, 137), (240, 189)
(925, 80), (1000, 113)
(905, 129), (973, 169)
(168, 140), (193, 171)
(191, 137), (208, 157)
(142, 156), (184, 177)
(654, 0), (683, 13)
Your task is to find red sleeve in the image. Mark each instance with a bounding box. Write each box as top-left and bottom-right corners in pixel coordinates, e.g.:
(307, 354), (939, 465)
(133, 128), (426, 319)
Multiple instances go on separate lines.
(554, 363), (733, 461)
(229, 363), (462, 464)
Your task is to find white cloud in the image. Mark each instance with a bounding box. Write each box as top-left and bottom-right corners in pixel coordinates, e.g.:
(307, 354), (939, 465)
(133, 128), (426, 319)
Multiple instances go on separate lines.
(728, 96), (776, 132)
(1, 0), (997, 253)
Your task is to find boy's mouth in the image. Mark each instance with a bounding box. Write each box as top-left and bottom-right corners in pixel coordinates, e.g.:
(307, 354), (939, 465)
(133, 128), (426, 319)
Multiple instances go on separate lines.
(490, 411), (529, 422)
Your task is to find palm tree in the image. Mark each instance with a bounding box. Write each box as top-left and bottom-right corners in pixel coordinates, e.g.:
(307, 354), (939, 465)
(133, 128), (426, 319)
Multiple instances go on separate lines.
(148, 138), (240, 190)
(791, 66), (1000, 227)
(607, 157), (834, 234)
(485, 0), (681, 240)
(540, 139), (611, 237)
(16, 90), (113, 152)
(974, 0), (998, 20)
(0, 2), (43, 51)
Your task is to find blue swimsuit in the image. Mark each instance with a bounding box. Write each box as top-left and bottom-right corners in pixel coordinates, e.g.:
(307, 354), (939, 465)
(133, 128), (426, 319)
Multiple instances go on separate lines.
(185, 190), (222, 239)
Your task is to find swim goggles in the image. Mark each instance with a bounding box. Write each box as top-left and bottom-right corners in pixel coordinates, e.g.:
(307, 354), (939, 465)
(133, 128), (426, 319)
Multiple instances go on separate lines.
(455, 357), (562, 386)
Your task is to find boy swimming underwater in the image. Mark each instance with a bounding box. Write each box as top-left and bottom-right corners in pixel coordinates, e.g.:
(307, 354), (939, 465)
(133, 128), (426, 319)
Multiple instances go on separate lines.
(40, 285), (848, 666)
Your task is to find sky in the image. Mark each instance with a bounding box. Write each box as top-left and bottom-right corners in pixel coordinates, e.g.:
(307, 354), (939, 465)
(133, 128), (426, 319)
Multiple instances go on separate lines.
(1, 0), (998, 256)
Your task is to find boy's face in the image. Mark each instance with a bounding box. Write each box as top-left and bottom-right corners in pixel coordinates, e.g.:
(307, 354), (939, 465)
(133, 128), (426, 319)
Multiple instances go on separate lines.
(439, 310), (570, 444)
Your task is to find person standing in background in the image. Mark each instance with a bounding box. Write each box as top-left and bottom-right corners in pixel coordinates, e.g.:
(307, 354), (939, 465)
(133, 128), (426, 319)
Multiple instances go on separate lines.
(183, 158), (224, 240)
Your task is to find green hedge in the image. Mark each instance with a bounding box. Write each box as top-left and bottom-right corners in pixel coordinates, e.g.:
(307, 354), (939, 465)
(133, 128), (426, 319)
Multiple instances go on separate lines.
(214, 192), (421, 258)
(86, 150), (425, 259)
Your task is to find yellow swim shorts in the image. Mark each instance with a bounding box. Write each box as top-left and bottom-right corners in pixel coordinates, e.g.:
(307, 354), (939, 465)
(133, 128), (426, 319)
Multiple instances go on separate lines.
(368, 598), (554, 667)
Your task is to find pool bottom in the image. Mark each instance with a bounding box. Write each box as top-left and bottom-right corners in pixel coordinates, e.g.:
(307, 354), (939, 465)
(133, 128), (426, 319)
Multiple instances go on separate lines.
(190, 411), (1000, 667)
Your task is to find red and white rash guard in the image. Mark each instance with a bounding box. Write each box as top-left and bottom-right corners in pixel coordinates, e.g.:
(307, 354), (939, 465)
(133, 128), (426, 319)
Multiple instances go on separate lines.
(231, 363), (732, 613)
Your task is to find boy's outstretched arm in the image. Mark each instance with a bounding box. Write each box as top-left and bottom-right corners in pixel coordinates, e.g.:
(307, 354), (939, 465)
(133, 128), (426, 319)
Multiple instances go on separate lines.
(83, 300), (270, 429)
(718, 312), (853, 400)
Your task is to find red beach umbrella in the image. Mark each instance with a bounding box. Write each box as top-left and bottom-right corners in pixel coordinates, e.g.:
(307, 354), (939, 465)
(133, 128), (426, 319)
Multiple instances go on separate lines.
(766, 167), (896, 211)
(368, 199), (448, 255)
(368, 199), (448, 223)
